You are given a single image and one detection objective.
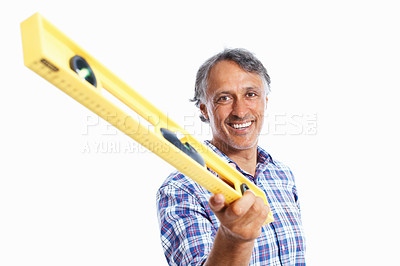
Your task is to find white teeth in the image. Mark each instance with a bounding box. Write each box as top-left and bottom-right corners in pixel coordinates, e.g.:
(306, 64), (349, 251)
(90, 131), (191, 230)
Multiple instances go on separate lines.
(231, 121), (252, 129)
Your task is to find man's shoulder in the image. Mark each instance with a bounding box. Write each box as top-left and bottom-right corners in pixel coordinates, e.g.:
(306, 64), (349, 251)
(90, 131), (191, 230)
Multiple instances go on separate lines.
(269, 159), (293, 172)
(157, 170), (211, 200)
(159, 170), (192, 189)
(257, 146), (296, 182)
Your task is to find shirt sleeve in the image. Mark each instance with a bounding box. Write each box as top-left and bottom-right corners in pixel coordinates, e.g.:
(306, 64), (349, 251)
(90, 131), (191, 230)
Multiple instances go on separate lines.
(157, 181), (217, 266)
(288, 168), (302, 213)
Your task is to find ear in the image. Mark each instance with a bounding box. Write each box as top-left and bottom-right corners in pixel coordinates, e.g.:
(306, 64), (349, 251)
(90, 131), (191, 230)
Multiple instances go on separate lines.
(200, 103), (209, 120)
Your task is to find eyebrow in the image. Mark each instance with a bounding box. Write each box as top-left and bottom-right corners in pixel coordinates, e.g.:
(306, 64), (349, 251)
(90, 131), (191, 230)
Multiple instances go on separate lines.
(244, 86), (262, 91)
(214, 90), (231, 96)
(213, 86), (261, 96)
(214, 86), (261, 95)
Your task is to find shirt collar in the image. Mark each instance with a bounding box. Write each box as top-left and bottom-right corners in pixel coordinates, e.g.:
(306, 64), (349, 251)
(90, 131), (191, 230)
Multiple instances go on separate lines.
(256, 145), (275, 165)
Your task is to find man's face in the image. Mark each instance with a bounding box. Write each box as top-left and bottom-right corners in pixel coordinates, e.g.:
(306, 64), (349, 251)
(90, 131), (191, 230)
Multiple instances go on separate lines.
(200, 60), (267, 153)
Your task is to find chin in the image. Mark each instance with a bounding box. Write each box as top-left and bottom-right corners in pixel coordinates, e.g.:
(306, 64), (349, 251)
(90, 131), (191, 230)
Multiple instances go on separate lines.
(222, 137), (259, 152)
(211, 124), (260, 152)
(232, 141), (258, 151)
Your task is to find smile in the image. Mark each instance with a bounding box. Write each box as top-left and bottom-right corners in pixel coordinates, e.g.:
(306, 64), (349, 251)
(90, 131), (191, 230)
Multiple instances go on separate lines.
(229, 121), (253, 129)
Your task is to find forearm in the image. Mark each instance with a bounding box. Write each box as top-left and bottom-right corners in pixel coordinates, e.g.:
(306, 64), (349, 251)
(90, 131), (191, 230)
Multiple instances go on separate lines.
(204, 226), (255, 266)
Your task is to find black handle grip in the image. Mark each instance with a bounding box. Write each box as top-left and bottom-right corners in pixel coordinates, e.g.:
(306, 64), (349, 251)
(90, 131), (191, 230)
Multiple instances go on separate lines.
(240, 183), (249, 195)
(160, 128), (205, 166)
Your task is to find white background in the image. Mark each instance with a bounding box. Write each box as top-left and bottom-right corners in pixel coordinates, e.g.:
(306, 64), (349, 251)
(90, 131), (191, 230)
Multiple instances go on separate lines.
(1, 1), (399, 265)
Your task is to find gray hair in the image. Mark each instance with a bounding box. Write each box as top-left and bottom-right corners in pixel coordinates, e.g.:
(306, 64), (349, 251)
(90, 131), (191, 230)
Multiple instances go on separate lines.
(191, 48), (271, 122)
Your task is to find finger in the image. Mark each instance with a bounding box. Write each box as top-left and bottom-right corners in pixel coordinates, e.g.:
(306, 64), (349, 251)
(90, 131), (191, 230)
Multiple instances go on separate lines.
(209, 193), (226, 212)
(227, 190), (256, 218)
(240, 196), (270, 225)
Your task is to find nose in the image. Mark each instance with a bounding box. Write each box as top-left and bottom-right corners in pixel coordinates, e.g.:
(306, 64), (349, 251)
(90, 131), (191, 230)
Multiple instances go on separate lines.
(231, 97), (248, 119)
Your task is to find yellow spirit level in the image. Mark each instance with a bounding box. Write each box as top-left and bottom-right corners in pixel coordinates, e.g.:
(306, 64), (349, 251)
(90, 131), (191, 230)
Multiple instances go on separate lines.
(20, 13), (274, 224)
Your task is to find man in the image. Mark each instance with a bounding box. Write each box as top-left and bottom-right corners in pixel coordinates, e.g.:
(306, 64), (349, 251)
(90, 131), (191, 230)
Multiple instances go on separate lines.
(157, 48), (306, 265)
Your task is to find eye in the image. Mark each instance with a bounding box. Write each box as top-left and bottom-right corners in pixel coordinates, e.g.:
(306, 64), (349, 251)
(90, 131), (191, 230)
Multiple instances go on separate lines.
(216, 95), (231, 102)
(247, 92), (257, 97)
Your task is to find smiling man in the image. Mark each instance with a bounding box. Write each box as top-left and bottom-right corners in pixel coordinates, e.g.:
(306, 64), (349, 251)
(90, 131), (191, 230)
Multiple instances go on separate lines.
(157, 49), (306, 265)
(200, 59), (267, 176)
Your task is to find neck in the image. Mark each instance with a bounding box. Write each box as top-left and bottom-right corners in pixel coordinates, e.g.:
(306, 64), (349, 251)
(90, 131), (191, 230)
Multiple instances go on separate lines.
(211, 141), (258, 176)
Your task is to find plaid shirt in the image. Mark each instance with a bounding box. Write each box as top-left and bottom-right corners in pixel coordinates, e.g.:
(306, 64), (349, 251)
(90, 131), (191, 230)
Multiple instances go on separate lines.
(156, 141), (306, 265)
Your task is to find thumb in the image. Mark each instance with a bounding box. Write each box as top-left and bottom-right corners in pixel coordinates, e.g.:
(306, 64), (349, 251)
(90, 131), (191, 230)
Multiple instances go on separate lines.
(209, 193), (226, 212)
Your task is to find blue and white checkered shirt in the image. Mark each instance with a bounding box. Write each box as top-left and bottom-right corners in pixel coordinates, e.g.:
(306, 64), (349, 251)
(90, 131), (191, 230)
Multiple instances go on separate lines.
(156, 141), (306, 265)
